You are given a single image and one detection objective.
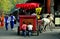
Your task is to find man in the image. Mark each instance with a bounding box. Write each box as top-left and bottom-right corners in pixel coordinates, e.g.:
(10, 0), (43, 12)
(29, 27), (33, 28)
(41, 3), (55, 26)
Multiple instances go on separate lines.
(9, 14), (15, 30)
(4, 14), (9, 30)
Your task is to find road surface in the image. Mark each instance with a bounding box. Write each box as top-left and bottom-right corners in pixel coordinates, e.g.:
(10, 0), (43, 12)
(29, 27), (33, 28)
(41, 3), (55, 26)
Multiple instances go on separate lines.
(0, 22), (60, 39)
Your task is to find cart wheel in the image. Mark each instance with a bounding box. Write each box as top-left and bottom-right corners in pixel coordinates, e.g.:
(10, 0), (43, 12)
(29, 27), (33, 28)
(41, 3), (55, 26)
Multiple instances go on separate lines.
(17, 26), (20, 35)
(39, 26), (43, 33)
(37, 30), (39, 36)
(37, 26), (39, 36)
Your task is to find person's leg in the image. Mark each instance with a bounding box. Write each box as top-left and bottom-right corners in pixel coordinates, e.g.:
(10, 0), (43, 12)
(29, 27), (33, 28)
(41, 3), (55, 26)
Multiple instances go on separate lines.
(28, 30), (29, 36)
(22, 30), (24, 36)
(10, 21), (12, 29)
(22, 30), (26, 36)
(24, 30), (26, 36)
(12, 21), (14, 30)
(5, 23), (8, 30)
(30, 30), (32, 36)
(10, 21), (14, 30)
(29, 30), (32, 36)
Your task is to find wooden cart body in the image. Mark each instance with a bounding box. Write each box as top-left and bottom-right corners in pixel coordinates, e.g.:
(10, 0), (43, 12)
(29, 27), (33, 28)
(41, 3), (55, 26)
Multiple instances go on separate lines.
(19, 15), (37, 31)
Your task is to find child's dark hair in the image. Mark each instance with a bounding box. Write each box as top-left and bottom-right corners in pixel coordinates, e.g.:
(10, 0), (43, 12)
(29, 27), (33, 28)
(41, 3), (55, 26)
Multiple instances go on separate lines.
(23, 21), (25, 24)
(29, 22), (32, 24)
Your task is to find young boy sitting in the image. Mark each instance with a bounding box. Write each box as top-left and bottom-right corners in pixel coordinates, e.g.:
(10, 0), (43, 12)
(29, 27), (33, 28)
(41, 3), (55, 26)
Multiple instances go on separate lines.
(27, 23), (33, 36)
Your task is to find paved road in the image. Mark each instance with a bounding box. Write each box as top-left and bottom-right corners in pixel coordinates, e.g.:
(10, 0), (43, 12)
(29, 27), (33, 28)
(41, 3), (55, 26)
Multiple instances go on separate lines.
(0, 28), (60, 39)
(0, 22), (60, 39)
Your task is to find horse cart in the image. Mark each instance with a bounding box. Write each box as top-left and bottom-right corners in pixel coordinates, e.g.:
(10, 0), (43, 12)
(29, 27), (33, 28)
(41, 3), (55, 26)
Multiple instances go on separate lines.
(15, 3), (42, 36)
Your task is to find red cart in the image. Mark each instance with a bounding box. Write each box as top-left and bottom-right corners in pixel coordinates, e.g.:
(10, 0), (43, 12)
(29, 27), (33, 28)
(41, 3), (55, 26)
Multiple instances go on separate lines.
(16, 3), (40, 36)
(17, 15), (39, 36)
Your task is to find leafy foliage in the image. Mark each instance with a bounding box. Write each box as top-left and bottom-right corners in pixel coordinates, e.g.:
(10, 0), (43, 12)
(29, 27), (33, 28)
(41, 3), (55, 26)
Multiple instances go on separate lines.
(0, 0), (28, 14)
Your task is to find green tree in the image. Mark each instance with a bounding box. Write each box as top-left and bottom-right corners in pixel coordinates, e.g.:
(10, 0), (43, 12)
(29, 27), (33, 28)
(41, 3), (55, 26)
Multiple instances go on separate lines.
(0, 0), (28, 14)
(2, 0), (14, 14)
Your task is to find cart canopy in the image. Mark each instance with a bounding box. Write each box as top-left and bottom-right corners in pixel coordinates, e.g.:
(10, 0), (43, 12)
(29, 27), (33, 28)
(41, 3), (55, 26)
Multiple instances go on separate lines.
(16, 3), (40, 10)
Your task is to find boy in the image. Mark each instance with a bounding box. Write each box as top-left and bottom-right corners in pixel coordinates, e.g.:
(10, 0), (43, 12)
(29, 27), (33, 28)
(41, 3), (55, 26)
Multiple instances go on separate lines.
(27, 23), (33, 36)
(9, 14), (15, 30)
